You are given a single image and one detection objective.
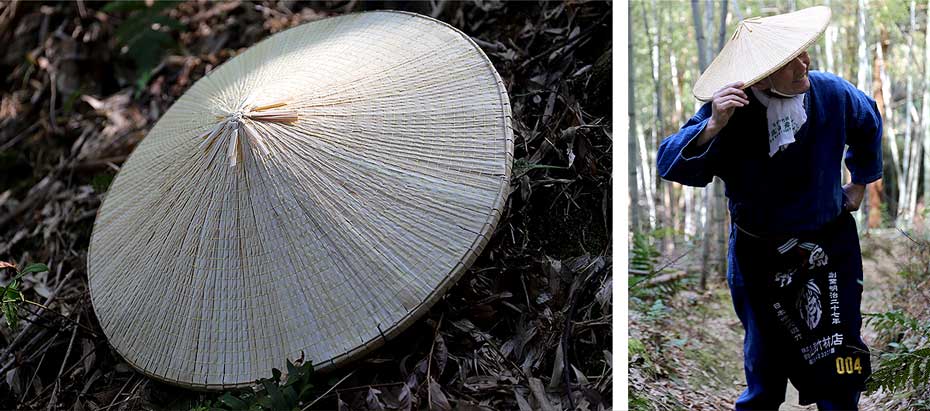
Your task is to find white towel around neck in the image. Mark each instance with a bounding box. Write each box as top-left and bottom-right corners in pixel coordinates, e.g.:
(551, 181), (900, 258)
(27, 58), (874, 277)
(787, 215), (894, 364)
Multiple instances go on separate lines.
(751, 88), (807, 157)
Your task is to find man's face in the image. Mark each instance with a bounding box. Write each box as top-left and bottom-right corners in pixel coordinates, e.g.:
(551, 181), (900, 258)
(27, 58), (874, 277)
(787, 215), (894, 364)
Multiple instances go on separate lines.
(764, 50), (812, 95)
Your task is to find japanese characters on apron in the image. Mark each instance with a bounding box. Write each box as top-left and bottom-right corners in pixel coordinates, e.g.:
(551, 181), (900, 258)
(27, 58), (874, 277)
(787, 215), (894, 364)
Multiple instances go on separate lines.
(734, 211), (871, 399)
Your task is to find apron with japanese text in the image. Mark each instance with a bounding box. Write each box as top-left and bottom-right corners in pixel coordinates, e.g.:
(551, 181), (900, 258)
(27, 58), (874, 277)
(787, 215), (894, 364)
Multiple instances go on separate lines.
(734, 211), (871, 402)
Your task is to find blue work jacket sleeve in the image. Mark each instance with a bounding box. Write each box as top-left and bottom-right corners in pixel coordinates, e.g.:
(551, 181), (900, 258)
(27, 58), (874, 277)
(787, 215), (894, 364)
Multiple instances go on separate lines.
(656, 102), (719, 187)
(844, 86), (883, 185)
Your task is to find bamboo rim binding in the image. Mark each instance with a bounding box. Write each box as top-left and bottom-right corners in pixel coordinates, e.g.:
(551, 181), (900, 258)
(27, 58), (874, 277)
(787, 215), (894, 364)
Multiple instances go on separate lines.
(201, 100), (298, 167)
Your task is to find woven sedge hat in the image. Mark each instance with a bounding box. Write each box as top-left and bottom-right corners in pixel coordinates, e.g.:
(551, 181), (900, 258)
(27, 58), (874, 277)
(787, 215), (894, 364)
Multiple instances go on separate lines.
(87, 10), (513, 389)
(692, 6), (831, 101)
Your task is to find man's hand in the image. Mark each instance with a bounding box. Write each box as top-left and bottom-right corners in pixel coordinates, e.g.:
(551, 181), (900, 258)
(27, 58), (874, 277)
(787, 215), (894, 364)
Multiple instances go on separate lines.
(842, 183), (866, 211)
(696, 82), (749, 146)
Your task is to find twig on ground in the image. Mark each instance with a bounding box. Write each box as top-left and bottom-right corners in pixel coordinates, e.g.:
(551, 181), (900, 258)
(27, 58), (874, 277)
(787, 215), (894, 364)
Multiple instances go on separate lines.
(106, 375), (136, 410)
(630, 246), (698, 289)
(517, 11), (610, 71)
(302, 370), (356, 411)
(426, 313), (444, 407)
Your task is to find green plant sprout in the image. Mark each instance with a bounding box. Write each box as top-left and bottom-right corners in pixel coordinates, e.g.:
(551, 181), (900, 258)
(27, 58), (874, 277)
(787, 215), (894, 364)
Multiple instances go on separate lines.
(0, 262), (50, 329)
(193, 356), (319, 411)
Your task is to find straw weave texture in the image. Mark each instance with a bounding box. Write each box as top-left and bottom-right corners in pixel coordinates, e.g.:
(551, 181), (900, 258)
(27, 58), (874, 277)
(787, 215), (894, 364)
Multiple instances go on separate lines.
(87, 11), (513, 389)
(692, 6), (831, 101)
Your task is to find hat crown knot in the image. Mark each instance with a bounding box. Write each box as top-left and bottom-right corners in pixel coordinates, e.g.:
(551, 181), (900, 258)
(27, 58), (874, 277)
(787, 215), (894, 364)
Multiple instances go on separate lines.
(197, 100), (298, 167)
(733, 16), (763, 40)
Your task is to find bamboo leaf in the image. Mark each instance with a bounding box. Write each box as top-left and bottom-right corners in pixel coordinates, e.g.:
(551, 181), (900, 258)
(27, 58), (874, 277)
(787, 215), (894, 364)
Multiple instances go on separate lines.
(20, 263), (48, 275)
(219, 393), (248, 410)
(3, 302), (17, 329)
(262, 380), (289, 410)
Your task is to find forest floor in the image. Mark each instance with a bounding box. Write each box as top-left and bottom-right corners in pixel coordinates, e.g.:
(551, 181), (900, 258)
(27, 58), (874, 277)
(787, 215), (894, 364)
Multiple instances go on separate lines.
(630, 228), (926, 410)
(0, 1), (612, 410)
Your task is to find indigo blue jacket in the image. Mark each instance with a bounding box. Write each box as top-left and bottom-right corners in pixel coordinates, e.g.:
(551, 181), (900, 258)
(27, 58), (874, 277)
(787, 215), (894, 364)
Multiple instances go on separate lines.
(656, 71), (883, 236)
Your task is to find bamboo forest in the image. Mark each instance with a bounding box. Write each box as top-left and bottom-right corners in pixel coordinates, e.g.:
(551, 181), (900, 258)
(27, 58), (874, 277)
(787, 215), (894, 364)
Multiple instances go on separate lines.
(629, 1), (930, 409)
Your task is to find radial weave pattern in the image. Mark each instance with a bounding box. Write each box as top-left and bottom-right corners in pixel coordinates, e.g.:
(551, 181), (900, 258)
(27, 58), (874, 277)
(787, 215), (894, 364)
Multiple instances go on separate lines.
(87, 11), (513, 389)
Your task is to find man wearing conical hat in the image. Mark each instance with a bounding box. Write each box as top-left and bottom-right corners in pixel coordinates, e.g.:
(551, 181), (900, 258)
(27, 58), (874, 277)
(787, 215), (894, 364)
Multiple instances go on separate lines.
(656, 7), (880, 411)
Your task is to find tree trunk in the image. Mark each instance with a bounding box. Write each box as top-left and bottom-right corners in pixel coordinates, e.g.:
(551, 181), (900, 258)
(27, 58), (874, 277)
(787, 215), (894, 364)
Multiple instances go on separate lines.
(837, 23), (846, 81)
(877, 24), (895, 183)
(703, 0), (714, 58)
(670, 50), (684, 126)
(716, 0), (728, 52)
(868, 33), (886, 229)
(663, 184), (675, 252)
(825, 0), (835, 74)
(669, 46), (688, 242)
(731, 0), (744, 21)
(715, 177), (727, 278)
(644, 0), (672, 242)
(714, 1), (729, 277)
(691, 0), (714, 287)
(700, 188), (712, 290)
(681, 186), (699, 237)
(908, 138), (922, 222)
(629, 7), (641, 232)
(854, 0), (870, 230)
(691, 0), (709, 72)
(899, 0), (919, 226)
(922, 0), (930, 223)
(637, 125), (657, 229)
(855, 0), (869, 93)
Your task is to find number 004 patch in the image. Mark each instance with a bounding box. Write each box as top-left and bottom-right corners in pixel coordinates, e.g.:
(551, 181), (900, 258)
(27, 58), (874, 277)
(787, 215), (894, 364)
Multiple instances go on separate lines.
(835, 356), (863, 374)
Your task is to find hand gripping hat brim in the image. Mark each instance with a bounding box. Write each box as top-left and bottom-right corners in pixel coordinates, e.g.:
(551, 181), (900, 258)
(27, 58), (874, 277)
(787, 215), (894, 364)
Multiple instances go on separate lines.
(87, 10), (513, 389)
(692, 6), (831, 101)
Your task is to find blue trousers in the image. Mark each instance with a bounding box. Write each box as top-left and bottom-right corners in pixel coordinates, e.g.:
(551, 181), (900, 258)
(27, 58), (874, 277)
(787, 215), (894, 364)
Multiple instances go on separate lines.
(727, 214), (865, 411)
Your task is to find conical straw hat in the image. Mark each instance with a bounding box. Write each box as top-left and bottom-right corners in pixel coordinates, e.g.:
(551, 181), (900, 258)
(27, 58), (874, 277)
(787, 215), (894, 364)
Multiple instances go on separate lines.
(87, 10), (513, 389)
(692, 6), (831, 101)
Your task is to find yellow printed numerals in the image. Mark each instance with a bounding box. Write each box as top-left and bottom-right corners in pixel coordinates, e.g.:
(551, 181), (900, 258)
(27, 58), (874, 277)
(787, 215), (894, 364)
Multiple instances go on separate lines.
(835, 357), (863, 374)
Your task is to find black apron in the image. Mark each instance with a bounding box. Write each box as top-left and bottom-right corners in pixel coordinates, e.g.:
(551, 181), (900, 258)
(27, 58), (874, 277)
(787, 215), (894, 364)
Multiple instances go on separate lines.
(734, 211), (871, 403)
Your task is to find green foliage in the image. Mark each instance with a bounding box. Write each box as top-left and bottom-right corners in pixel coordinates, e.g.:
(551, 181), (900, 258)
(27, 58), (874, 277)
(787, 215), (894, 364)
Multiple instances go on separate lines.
(1, 263), (48, 329)
(92, 173), (115, 194)
(628, 336), (659, 381)
(630, 231), (660, 273)
(2, 281), (22, 328)
(104, 0), (183, 90)
(865, 309), (929, 336)
(868, 346), (930, 395)
(865, 309), (930, 395)
(629, 229), (688, 303)
(206, 358), (316, 411)
(628, 337), (646, 356)
(646, 299), (669, 320)
(63, 89), (83, 114)
(872, 0), (910, 25)
(628, 392), (651, 411)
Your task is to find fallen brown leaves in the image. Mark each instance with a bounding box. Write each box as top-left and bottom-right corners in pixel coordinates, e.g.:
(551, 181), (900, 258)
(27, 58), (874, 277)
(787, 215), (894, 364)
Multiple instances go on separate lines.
(0, 1), (611, 410)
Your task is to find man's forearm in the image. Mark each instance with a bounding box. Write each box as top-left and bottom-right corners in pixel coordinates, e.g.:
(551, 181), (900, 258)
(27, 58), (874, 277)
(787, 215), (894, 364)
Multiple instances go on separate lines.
(843, 183), (867, 211)
(695, 121), (721, 147)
